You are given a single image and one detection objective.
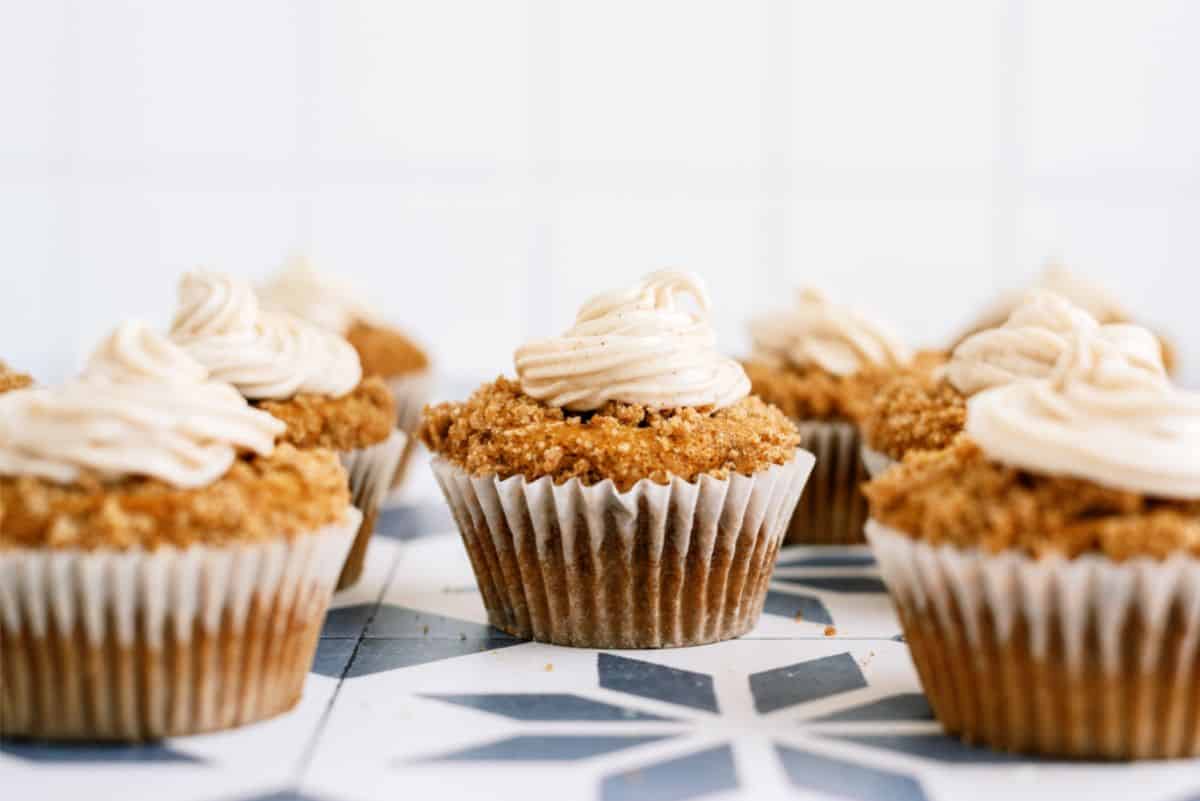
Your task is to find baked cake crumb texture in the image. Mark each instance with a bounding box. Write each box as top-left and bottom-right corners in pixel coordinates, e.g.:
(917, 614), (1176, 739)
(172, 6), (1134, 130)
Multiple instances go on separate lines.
(865, 438), (1200, 560)
(258, 375), (396, 451)
(420, 377), (800, 491)
(1, 444), (350, 550)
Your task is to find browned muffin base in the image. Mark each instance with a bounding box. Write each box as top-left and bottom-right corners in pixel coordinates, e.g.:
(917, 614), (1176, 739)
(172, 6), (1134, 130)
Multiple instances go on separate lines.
(865, 439), (1200, 560)
(345, 320), (429, 379)
(257, 376), (396, 452)
(0, 362), (32, 394)
(420, 378), (800, 492)
(0, 445), (350, 551)
(1, 591), (324, 740)
(861, 372), (966, 460)
(898, 599), (1200, 759)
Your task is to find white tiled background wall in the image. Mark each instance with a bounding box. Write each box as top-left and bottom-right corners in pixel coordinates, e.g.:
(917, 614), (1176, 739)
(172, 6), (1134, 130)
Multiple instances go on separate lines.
(2, 1), (1198, 385)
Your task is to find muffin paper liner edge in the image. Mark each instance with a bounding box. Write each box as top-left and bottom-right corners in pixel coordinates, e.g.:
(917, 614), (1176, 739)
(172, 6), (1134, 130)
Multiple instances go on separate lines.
(0, 507), (361, 741)
(430, 451), (814, 648)
(386, 370), (433, 489)
(787, 421), (868, 545)
(866, 519), (1200, 759)
(337, 430), (406, 590)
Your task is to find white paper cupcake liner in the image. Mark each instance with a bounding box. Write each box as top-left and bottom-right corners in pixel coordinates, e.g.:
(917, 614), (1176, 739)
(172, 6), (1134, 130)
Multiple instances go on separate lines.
(386, 370), (432, 489)
(860, 443), (897, 478)
(866, 519), (1200, 759)
(787, 421), (868, 545)
(337, 430), (406, 590)
(430, 451), (815, 649)
(0, 507), (361, 741)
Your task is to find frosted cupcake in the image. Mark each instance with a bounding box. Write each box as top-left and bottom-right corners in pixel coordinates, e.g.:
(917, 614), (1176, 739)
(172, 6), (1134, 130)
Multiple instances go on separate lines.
(860, 291), (1167, 477)
(0, 322), (359, 740)
(420, 271), (814, 648)
(260, 258), (431, 488)
(865, 328), (1200, 759)
(744, 289), (911, 544)
(955, 262), (1176, 373)
(169, 271), (402, 590)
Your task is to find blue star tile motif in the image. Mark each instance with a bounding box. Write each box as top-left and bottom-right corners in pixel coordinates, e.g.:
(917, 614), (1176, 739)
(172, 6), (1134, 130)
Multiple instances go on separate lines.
(749, 652), (867, 714)
(321, 603), (376, 638)
(347, 637), (523, 678)
(366, 605), (518, 640)
(423, 734), (674, 762)
(423, 693), (674, 722)
(311, 637), (359, 679)
(0, 741), (201, 764)
(775, 553), (876, 568)
(775, 745), (929, 801)
(831, 733), (1038, 765)
(601, 744), (738, 801)
(761, 589), (834, 625)
(411, 648), (942, 798)
(773, 575), (889, 594)
(814, 693), (933, 722)
(375, 502), (457, 541)
(599, 653), (719, 714)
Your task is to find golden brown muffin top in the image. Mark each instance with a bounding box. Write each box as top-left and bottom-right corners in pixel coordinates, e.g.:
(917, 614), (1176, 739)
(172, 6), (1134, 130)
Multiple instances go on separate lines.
(0, 445), (351, 551)
(743, 350), (946, 425)
(419, 377), (801, 491)
(0, 362), (33, 394)
(864, 438), (1200, 560)
(257, 376), (395, 452)
(345, 320), (430, 379)
(860, 356), (966, 460)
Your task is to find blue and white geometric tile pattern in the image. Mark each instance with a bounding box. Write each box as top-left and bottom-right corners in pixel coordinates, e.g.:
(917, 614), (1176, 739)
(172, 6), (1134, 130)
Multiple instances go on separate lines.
(6, 461), (1200, 801)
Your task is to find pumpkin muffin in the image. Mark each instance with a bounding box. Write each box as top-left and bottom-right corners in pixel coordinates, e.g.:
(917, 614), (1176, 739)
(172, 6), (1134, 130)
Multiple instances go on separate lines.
(0, 322), (360, 740)
(744, 288), (912, 545)
(420, 271), (813, 649)
(864, 326), (1200, 759)
(169, 271), (403, 590)
(860, 291), (1167, 476)
(260, 257), (431, 488)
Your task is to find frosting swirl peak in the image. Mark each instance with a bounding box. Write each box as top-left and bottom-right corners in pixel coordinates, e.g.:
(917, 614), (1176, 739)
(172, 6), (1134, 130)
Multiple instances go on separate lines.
(0, 323), (285, 489)
(946, 291), (1166, 396)
(966, 332), (1200, 499)
(258, 256), (376, 334)
(170, 271), (362, 400)
(514, 270), (749, 411)
(749, 289), (911, 376)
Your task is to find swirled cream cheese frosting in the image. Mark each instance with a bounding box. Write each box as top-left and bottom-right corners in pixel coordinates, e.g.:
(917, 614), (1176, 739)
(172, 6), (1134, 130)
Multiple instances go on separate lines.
(946, 291), (1166, 396)
(749, 288), (912, 377)
(514, 270), (749, 411)
(0, 323), (285, 488)
(964, 262), (1129, 336)
(966, 330), (1200, 498)
(259, 256), (376, 334)
(170, 271), (362, 400)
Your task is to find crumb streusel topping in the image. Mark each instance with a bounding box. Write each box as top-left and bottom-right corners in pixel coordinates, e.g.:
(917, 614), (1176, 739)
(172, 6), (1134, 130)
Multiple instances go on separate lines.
(346, 320), (430, 378)
(258, 375), (396, 452)
(420, 377), (800, 491)
(0, 362), (32, 394)
(0, 445), (350, 551)
(860, 368), (966, 459)
(865, 439), (1200, 561)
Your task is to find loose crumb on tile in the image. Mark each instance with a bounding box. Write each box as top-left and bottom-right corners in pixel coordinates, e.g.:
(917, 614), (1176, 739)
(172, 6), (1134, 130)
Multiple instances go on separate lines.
(823, 626), (837, 637)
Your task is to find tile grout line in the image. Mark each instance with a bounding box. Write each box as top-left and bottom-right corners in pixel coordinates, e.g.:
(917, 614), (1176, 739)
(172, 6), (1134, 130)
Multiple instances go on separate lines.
(291, 545), (406, 791)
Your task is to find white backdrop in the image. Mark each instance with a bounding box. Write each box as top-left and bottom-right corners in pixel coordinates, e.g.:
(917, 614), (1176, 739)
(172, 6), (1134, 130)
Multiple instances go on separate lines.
(1, 1), (1197, 385)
